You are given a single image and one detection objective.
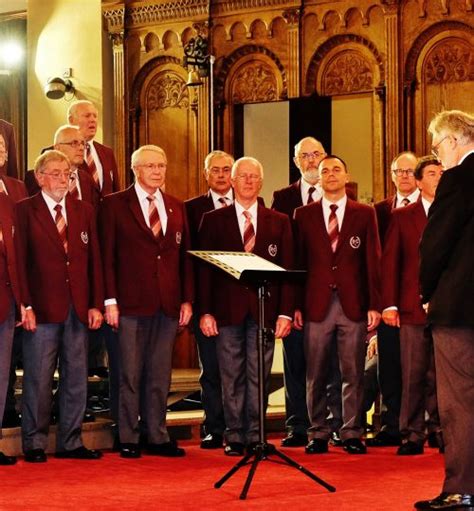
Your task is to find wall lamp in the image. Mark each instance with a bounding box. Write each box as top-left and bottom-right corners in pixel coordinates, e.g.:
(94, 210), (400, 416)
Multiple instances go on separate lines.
(44, 76), (75, 100)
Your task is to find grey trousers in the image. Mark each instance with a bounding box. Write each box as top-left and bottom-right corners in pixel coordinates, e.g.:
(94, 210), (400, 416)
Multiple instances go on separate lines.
(118, 311), (178, 445)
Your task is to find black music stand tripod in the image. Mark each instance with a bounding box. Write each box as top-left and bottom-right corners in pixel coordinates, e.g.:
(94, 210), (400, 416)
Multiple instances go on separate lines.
(214, 269), (336, 500)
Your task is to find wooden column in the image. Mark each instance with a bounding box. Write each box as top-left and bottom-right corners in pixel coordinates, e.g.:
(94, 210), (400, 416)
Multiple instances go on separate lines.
(283, 8), (301, 98)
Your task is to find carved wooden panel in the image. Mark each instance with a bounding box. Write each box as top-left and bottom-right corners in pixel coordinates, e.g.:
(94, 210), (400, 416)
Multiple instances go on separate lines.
(424, 39), (474, 84)
(146, 71), (189, 110)
(231, 62), (278, 103)
(322, 50), (374, 95)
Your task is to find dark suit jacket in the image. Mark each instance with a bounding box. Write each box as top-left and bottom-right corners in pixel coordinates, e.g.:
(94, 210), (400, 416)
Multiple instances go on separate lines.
(198, 204), (294, 328)
(0, 120), (18, 179)
(382, 200), (427, 325)
(294, 198), (381, 322)
(99, 186), (193, 318)
(420, 152), (474, 327)
(184, 191), (215, 249)
(374, 195), (396, 246)
(15, 194), (103, 325)
(271, 180), (303, 219)
(0, 195), (21, 323)
(2, 176), (27, 203)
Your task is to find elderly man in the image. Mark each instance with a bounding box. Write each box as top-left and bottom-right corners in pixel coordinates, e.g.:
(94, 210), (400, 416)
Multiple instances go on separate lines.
(416, 110), (474, 511)
(295, 155), (381, 455)
(99, 144), (193, 459)
(370, 151), (420, 448)
(199, 156), (294, 456)
(17, 150), (104, 462)
(382, 156), (443, 455)
(185, 150), (234, 449)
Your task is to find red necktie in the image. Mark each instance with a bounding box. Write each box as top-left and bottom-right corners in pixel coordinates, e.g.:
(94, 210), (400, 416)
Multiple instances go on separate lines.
(307, 186), (316, 205)
(218, 197), (228, 208)
(69, 174), (80, 199)
(243, 211), (255, 253)
(328, 204), (339, 253)
(401, 198), (410, 207)
(86, 143), (100, 188)
(54, 204), (68, 253)
(147, 195), (162, 239)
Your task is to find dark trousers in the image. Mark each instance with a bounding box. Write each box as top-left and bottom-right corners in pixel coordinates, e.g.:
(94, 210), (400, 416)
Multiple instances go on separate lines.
(193, 316), (225, 436)
(0, 304), (15, 434)
(3, 325), (22, 420)
(118, 311), (178, 445)
(21, 308), (88, 452)
(377, 322), (401, 435)
(433, 326), (474, 494)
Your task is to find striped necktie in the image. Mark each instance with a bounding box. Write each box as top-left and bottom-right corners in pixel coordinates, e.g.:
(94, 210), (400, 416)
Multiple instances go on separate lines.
(243, 210), (255, 253)
(401, 197), (410, 207)
(147, 195), (162, 239)
(54, 204), (68, 253)
(218, 197), (229, 208)
(328, 204), (339, 253)
(69, 174), (80, 199)
(307, 186), (316, 204)
(86, 143), (100, 188)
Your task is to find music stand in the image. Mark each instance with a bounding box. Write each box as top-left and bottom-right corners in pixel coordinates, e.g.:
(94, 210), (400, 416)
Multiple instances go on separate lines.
(190, 251), (336, 500)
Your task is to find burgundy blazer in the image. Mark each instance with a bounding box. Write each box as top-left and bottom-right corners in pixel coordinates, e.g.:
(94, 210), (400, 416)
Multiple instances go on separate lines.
(0, 120), (18, 178)
(271, 180), (303, 219)
(99, 186), (193, 318)
(90, 141), (120, 197)
(24, 169), (99, 208)
(198, 204), (294, 327)
(15, 194), (104, 325)
(294, 198), (382, 322)
(382, 200), (427, 325)
(2, 176), (27, 203)
(374, 195), (396, 246)
(0, 195), (21, 323)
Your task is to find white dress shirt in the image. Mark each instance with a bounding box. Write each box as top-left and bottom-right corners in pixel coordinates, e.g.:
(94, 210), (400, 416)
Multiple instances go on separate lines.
(300, 178), (322, 205)
(134, 182), (168, 235)
(395, 189), (420, 208)
(209, 188), (233, 210)
(42, 191), (67, 224)
(235, 200), (258, 241)
(321, 195), (347, 232)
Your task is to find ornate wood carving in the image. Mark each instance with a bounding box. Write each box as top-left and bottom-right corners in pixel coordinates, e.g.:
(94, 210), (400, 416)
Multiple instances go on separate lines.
(424, 39), (474, 83)
(126, 1), (209, 26)
(146, 72), (189, 110)
(322, 51), (374, 95)
(231, 62), (277, 103)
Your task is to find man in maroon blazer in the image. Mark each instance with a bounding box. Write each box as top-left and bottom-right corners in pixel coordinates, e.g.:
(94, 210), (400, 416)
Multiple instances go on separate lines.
(17, 150), (104, 463)
(370, 151), (420, 448)
(295, 155), (381, 455)
(99, 144), (193, 459)
(67, 100), (120, 197)
(0, 120), (18, 178)
(382, 156), (443, 455)
(0, 194), (22, 465)
(184, 150), (234, 450)
(0, 136), (27, 201)
(199, 156), (294, 456)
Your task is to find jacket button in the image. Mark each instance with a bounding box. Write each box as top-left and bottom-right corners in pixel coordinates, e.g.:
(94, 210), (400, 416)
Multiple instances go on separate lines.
(332, 266), (337, 270)
(157, 256), (161, 260)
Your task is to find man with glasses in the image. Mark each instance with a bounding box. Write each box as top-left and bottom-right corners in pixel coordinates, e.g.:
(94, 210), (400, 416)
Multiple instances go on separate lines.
(17, 150), (104, 463)
(416, 110), (474, 510)
(99, 145), (193, 459)
(185, 150), (234, 450)
(198, 157), (294, 456)
(369, 151), (420, 448)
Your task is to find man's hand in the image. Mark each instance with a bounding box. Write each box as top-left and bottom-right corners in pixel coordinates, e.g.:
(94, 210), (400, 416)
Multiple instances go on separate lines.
(105, 304), (119, 330)
(179, 302), (192, 327)
(200, 314), (219, 337)
(423, 302), (429, 314)
(275, 317), (292, 339)
(382, 309), (400, 328)
(293, 310), (304, 330)
(367, 310), (381, 331)
(88, 308), (103, 330)
(367, 335), (378, 359)
(22, 306), (36, 332)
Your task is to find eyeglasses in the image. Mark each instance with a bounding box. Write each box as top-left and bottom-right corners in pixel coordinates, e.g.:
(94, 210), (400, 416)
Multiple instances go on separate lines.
(209, 166), (231, 175)
(58, 140), (85, 148)
(392, 168), (415, 177)
(234, 174), (262, 182)
(299, 151), (325, 161)
(431, 136), (449, 157)
(136, 163), (167, 171)
(40, 171), (73, 181)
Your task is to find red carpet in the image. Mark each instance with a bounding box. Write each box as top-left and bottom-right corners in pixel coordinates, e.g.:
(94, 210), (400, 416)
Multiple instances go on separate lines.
(0, 440), (444, 511)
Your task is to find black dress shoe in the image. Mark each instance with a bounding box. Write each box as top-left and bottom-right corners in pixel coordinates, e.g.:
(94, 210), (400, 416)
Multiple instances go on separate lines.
(24, 449), (47, 463)
(365, 431), (401, 447)
(281, 432), (308, 447)
(200, 433), (223, 449)
(0, 451), (17, 465)
(224, 442), (245, 456)
(120, 443), (141, 459)
(414, 492), (474, 510)
(55, 446), (103, 459)
(83, 409), (96, 423)
(343, 438), (367, 454)
(147, 440), (185, 457)
(329, 431), (343, 447)
(305, 438), (328, 454)
(427, 432), (445, 453)
(397, 441), (424, 455)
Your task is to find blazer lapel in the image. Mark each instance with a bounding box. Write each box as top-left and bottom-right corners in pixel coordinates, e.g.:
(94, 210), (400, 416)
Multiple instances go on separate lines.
(127, 186), (154, 240)
(254, 206), (269, 255)
(33, 194), (67, 255)
(335, 199), (357, 256)
(412, 201), (427, 235)
(226, 205), (245, 251)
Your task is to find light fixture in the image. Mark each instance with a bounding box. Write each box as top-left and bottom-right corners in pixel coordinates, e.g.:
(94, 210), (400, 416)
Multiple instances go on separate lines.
(44, 76), (75, 100)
